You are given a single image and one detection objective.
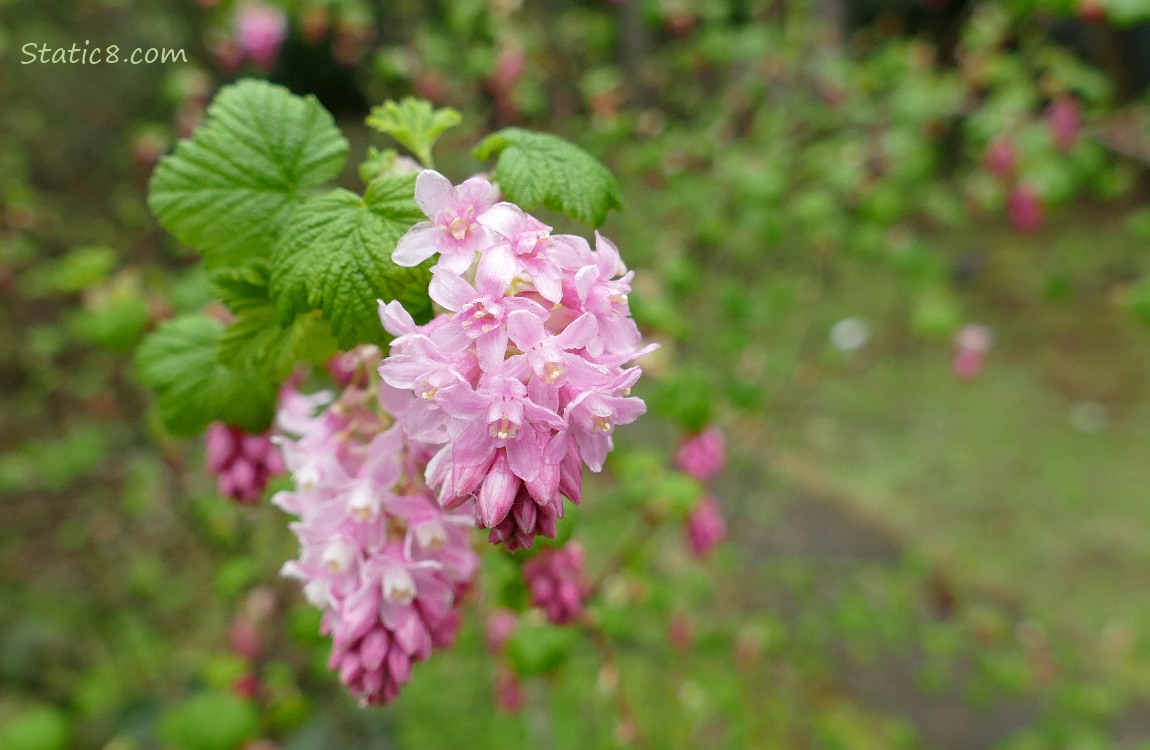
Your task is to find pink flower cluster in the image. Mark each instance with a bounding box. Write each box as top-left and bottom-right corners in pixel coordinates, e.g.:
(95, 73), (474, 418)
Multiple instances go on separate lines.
(380, 169), (653, 551)
(272, 370), (479, 707)
(205, 422), (285, 504)
(270, 169), (651, 706)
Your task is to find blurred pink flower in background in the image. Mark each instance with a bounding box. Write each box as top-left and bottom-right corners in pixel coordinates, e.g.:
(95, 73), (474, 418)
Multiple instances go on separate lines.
(675, 427), (726, 482)
(1008, 185), (1044, 233)
(952, 323), (993, 381)
(1047, 96), (1082, 152)
(494, 667), (526, 713)
(983, 137), (1017, 180)
(523, 542), (590, 625)
(234, 2), (288, 69)
(205, 422), (285, 504)
(485, 609), (519, 655)
(685, 495), (726, 558)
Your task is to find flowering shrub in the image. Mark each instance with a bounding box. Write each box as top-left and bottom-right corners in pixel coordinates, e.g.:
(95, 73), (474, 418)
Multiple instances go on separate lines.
(136, 81), (684, 710)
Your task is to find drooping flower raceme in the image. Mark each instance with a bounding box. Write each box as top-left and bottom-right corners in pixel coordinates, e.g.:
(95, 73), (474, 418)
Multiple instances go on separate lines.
(384, 169), (655, 551)
(272, 169), (651, 707)
(272, 366), (479, 707)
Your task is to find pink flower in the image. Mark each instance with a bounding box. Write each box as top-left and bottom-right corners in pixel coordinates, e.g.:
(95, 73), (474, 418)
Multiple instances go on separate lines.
(685, 495), (726, 558)
(437, 371), (567, 525)
(983, 137), (1016, 180)
(1008, 185), (1043, 233)
(494, 666), (526, 713)
(485, 609), (519, 655)
(234, 2), (288, 69)
(565, 233), (641, 356)
(562, 367), (647, 472)
(1047, 96), (1081, 153)
(952, 324), (992, 380)
(205, 422), (285, 504)
(429, 246), (549, 370)
(393, 171), (498, 273)
(675, 427), (726, 482)
(478, 203), (588, 303)
(523, 542), (589, 625)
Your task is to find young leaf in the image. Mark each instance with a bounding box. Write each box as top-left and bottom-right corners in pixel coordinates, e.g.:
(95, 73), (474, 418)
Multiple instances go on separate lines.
(366, 98), (461, 168)
(270, 177), (433, 349)
(473, 128), (623, 227)
(136, 315), (278, 436)
(213, 263), (339, 381)
(148, 79), (349, 268)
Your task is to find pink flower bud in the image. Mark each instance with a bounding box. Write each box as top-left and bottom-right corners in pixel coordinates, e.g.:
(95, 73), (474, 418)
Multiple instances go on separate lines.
(675, 427), (726, 482)
(685, 495), (726, 558)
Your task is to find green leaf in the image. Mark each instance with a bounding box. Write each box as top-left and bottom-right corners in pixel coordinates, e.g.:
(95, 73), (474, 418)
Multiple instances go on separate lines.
(135, 315), (277, 436)
(158, 692), (259, 750)
(505, 623), (579, 677)
(366, 97), (461, 168)
(148, 79), (348, 268)
(213, 262), (339, 380)
(271, 177), (433, 348)
(0, 704), (70, 750)
(473, 127), (623, 227)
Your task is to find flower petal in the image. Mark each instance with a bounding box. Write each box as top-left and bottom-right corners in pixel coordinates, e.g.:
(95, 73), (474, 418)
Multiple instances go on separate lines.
(506, 310), (545, 352)
(414, 169), (453, 215)
(475, 245), (517, 297)
(429, 268), (477, 311)
(392, 223), (439, 267)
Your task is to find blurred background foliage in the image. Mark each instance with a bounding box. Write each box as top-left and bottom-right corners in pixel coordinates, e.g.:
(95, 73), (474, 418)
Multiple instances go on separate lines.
(3, 0), (1150, 747)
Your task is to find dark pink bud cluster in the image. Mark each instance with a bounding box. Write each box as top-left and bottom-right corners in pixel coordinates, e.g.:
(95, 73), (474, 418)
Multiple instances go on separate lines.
(380, 170), (654, 551)
(205, 422), (285, 504)
(523, 542), (590, 625)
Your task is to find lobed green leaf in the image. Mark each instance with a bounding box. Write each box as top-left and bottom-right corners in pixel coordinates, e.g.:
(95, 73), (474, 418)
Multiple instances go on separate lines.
(270, 176), (433, 349)
(148, 79), (348, 267)
(213, 262), (339, 381)
(473, 127), (623, 227)
(135, 315), (278, 436)
(366, 97), (461, 168)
